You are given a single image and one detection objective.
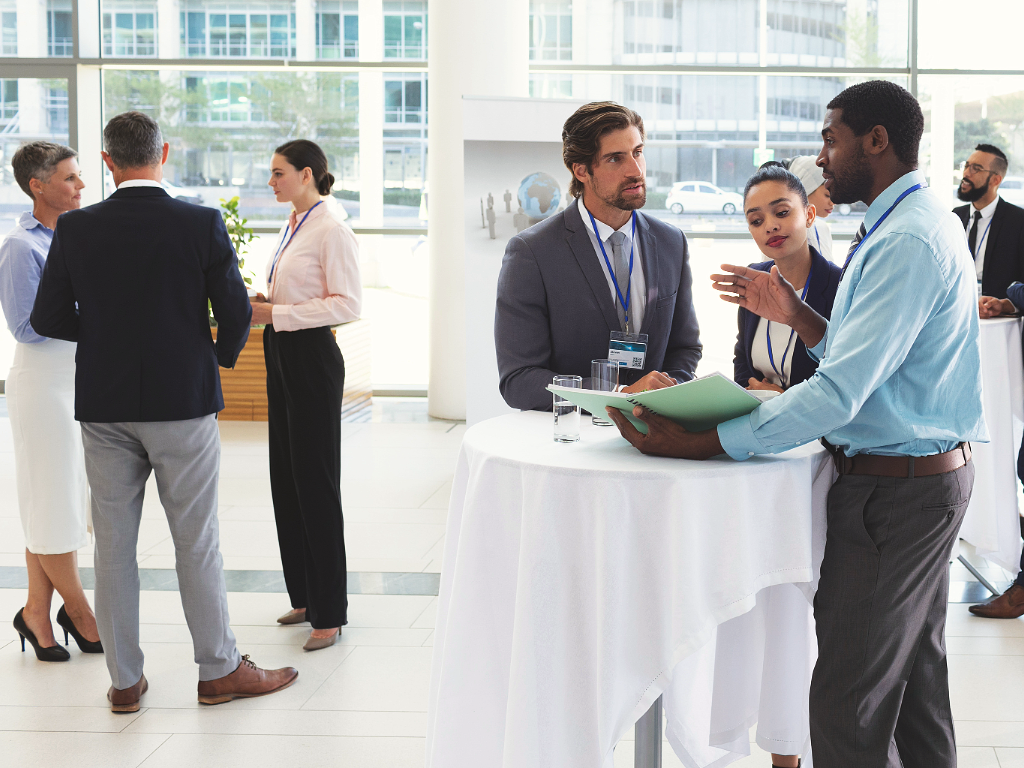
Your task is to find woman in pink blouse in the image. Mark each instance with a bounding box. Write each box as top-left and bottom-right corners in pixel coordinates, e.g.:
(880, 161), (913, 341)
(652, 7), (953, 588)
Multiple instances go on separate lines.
(252, 140), (362, 651)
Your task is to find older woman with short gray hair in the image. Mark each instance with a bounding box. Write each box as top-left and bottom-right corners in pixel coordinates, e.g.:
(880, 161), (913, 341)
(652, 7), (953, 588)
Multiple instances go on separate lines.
(0, 141), (101, 661)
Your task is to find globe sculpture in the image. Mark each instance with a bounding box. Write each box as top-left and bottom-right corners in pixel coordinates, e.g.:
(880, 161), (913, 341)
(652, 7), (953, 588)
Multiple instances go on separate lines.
(517, 172), (563, 221)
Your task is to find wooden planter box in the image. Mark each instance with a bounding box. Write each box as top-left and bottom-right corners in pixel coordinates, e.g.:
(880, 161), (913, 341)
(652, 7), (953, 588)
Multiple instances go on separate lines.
(213, 319), (373, 421)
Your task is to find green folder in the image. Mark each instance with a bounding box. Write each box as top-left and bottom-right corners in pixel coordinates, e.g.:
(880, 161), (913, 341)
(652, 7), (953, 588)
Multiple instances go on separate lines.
(547, 372), (777, 434)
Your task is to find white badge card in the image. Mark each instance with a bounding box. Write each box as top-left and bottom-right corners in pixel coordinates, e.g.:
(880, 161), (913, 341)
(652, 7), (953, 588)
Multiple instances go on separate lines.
(608, 331), (648, 370)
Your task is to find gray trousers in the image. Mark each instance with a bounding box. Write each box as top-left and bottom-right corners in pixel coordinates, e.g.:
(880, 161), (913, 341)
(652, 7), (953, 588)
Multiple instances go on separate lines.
(82, 416), (240, 689)
(810, 462), (974, 768)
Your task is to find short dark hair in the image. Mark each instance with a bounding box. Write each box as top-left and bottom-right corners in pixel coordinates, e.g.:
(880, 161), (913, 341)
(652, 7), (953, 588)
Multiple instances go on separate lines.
(562, 102), (645, 199)
(743, 161), (808, 206)
(826, 80), (924, 166)
(274, 139), (335, 196)
(975, 143), (1009, 176)
(103, 111), (164, 169)
(11, 141), (78, 198)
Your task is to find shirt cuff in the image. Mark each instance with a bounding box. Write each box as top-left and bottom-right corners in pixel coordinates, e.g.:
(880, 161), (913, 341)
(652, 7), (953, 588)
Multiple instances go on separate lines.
(717, 413), (766, 461)
(806, 321), (829, 362)
(270, 304), (293, 332)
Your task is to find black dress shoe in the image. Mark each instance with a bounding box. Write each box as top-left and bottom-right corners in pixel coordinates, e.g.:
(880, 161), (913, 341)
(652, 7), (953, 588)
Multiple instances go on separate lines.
(56, 605), (103, 653)
(13, 608), (70, 662)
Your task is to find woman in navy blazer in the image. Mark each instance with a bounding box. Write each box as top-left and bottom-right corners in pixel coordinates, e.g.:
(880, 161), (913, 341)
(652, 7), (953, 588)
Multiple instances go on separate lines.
(730, 162), (843, 768)
(733, 163), (842, 393)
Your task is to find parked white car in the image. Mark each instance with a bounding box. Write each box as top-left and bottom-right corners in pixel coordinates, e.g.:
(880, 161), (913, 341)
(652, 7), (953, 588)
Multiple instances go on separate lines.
(1000, 177), (1024, 208)
(665, 181), (744, 215)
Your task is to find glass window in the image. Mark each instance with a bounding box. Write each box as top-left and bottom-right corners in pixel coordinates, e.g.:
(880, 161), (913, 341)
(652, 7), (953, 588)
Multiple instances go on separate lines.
(383, 0), (426, 60)
(102, 2), (158, 57)
(317, 0), (358, 60)
(179, 2), (297, 58)
(48, 0), (73, 56)
(104, 69), (359, 223)
(767, 0), (909, 68)
(2, 8), (17, 55)
(530, 0), (572, 61)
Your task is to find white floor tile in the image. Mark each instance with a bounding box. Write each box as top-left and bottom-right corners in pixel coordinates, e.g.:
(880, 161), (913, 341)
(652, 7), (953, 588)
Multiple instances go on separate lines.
(124, 708), (426, 737)
(301, 646), (433, 712)
(996, 747), (1024, 766)
(0, 704), (144, 732)
(957, 720), (1024, 748)
(136, 733), (425, 768)
(0, 731), (170, 768)
(950, 656), (1024, 721)
(956, 746), (1001, 767)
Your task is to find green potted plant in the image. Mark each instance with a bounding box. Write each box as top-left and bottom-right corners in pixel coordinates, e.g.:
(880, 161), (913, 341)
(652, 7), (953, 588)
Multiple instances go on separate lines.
(211, 196), (257, 325)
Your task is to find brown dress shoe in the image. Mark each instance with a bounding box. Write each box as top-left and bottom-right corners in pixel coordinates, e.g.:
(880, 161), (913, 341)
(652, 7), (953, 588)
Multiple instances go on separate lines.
(108, 674), (148, 713)
(197, 654), (298, 705)
(969, 584), (1024, 619)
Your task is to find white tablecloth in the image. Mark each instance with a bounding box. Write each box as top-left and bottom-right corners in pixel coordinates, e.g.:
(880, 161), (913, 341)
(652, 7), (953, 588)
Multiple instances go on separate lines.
(960, 317), (1024, 573)
(426, 412), (834, 768)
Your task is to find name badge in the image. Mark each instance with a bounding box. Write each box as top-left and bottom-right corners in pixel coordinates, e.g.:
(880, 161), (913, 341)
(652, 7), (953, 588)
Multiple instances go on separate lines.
(608, 331), (648, 370)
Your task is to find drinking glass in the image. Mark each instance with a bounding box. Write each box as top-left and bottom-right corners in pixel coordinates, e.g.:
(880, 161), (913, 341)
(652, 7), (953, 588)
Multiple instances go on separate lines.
(590, 359), (619, 426)
(552, 375), (581, 443)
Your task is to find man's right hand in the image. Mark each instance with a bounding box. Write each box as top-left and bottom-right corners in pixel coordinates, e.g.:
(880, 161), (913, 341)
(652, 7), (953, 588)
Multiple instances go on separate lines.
(711, 264), (827, 349)
(979, 295), (1015, 318)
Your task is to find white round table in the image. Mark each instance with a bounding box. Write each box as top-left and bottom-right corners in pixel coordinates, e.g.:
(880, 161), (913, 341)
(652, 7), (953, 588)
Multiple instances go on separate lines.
(960, 317), (1024, 574)
(426, 411), (834, 768)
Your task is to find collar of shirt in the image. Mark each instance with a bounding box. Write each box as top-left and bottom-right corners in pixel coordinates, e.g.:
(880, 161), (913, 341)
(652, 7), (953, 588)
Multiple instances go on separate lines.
(287, 199), (328, 231)
(17, 211), (47, 232)
(971, 195), (999, 221)
(862, 169), (928, 234)
(577, 196), (636, 245)
(117, 179), (164, 189)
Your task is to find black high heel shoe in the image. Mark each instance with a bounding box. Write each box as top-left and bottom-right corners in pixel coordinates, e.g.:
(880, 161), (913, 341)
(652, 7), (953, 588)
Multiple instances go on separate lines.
(13, 608), (70, 662)
(56, 605), (103, 654)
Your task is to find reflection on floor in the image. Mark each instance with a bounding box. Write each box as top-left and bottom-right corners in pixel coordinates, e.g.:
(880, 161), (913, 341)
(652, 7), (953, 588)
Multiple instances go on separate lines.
(0, 399), (1022, 767)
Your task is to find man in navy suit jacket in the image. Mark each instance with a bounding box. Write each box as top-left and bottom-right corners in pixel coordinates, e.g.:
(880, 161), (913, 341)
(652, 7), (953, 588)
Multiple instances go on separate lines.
(31, 111), (297, 712)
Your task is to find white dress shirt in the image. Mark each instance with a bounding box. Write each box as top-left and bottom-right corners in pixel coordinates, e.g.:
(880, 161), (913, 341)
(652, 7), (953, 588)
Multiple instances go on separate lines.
(117, 179), (163, 189)
(578, 197), (647, 333)
(967, 196), (998, 281)
(750, 316), (797, 388)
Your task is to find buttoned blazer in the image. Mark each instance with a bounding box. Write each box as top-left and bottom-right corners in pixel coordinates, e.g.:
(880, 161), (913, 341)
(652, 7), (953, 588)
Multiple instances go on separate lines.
(954, 197), (1024, 299)
(494, 199), (702, 412)
(30, 186), (252, 422)
(733, 246), (842, 389)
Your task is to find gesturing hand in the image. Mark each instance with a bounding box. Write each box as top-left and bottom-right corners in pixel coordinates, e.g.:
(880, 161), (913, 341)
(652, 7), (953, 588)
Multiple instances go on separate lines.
(746, 377), (784, 394)
(711, 264), (803, 325)
(605, 405), (724, 460)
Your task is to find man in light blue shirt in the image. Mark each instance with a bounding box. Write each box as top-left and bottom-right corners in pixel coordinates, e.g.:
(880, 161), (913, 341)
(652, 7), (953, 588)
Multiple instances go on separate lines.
(608, 81), (985, 767)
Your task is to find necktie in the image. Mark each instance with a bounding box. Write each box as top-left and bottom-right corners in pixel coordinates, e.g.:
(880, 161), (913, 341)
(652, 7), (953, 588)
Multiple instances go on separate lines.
(608, 230), (630, 331)
(968, 210), (982, 260)
(840, 223), (866, 280)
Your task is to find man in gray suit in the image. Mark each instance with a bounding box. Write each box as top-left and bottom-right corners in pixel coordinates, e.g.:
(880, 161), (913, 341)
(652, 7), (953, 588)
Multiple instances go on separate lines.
(31, 112), (298, 712)
(495, 102), (701, 410)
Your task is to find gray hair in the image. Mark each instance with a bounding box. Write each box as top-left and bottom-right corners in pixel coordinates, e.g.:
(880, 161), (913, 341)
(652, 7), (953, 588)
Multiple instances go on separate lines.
(103, 111), (164, 169)
(11, 141), (78, 199)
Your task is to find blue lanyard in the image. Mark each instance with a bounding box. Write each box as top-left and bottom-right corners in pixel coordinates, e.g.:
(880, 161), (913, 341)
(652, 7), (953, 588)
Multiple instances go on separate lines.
(814, 225), (822, 255)
(588, 209), (637, 333)
(765, 258), (815, 389)
(842, 183), (925, 275)
(969, 214), (994, 261)
(268, 200), (322, 285)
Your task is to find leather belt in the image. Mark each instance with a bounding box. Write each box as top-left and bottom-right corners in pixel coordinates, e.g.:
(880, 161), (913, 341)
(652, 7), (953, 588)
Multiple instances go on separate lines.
(820, 439), (971, 479)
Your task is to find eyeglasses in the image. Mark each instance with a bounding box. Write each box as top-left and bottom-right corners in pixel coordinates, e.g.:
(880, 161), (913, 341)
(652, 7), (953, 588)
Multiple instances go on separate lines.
(963, 163), (996, 177)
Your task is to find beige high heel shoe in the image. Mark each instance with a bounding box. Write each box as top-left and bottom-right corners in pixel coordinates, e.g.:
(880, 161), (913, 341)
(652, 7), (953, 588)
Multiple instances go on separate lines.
(302, 629), (339, 651)
(276, 608), (307, 625)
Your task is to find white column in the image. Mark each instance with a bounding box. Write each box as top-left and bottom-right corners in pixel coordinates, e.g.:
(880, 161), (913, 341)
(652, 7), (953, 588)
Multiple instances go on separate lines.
(74, 66), (103, 206)
(295, 0), (315, 61)
(928, 83), (955, 211)
(426, 0), (528, 420)
(76, 0), (99, 57)
(157, 0), (179, 58)
(16, 0), (43, 56)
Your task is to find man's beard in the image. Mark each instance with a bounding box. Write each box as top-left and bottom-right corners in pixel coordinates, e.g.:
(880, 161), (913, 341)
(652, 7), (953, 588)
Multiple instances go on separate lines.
(957, 177), (990, 203)
(826, 145), (873, 205)
(600, 179), (647, 211)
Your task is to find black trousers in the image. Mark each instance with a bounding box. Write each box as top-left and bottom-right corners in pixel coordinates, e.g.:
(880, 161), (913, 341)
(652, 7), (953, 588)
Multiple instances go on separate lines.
(809, 463), (973, 767)
(264, 325), (347, 629)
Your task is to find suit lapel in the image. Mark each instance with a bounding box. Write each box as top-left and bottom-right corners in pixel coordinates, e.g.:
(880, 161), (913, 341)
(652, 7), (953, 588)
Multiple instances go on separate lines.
(988, 198), (1007, 258)
(564, 201), (621, 333)
(637, 211), (659, 336)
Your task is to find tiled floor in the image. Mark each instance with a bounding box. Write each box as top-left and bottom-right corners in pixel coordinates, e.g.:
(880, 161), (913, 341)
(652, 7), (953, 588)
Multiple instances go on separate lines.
(1, 402), (1023, 767)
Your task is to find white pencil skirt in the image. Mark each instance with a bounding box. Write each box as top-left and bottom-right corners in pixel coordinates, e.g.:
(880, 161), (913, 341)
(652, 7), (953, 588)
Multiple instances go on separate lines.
(6, 339), (90, 555)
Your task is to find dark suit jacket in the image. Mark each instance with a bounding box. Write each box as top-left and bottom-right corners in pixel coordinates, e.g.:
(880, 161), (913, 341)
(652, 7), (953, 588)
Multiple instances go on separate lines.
(30, 185), (252, 422)
(733, 247), (842, 388)
(495, 200), (702, 411)
(954, 198), (1024, 299)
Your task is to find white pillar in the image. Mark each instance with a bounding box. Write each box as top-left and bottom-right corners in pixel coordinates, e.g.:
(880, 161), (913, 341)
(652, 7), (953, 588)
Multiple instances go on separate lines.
(928, 84), (955, 211)
(76, 0), (100, 57)
(295, 0), (315, 61)
(358, 0), (385, 286)
(157, 0), (179, 58)
(16, 0), (43, 56)
(73, 66), (103, 206)
(426, 0), (528, 420)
